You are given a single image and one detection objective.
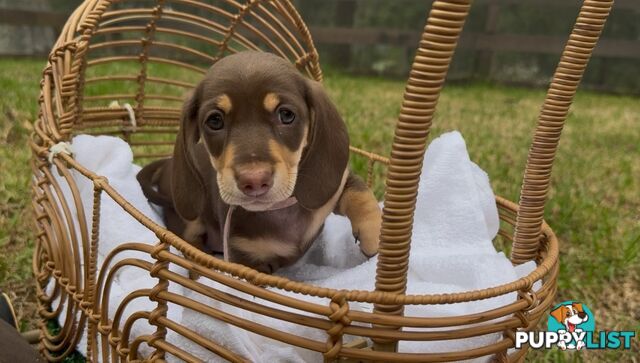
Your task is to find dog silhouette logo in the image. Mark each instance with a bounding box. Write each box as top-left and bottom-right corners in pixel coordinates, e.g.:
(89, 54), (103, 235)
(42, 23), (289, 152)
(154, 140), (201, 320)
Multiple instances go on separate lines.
(547, 301), (595, 350)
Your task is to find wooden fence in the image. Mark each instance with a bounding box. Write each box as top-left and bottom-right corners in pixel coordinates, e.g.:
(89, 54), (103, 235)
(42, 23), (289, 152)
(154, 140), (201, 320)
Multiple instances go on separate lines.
(296, 0), (640, 89)
(0, 8), (66, 30)
(1, 0), (639, 91)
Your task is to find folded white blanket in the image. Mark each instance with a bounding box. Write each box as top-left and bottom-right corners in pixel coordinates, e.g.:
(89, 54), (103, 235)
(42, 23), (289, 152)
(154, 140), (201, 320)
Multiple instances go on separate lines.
(50, 132), (536, 362)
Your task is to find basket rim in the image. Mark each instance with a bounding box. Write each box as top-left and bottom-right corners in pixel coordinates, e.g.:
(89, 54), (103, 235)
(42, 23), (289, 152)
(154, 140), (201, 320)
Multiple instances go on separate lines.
(45, 148), (558, 306)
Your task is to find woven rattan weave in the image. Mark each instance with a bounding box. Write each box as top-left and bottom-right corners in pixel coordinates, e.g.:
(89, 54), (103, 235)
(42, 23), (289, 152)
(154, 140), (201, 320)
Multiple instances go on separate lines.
(30, 0), (612, 361)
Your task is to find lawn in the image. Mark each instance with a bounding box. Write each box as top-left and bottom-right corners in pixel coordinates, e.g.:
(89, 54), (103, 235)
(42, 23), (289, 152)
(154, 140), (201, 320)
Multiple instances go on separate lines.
(0, 58), (638, 361)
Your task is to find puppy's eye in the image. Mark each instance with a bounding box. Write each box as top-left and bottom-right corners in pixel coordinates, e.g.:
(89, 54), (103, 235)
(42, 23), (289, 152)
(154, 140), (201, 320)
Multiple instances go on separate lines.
(277, 107), (296, 124)
(205, 111), (225, 130)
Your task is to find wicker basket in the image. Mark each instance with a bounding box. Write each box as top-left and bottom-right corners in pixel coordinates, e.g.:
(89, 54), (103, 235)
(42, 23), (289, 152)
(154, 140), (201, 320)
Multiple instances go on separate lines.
(30, 0), (612, 361)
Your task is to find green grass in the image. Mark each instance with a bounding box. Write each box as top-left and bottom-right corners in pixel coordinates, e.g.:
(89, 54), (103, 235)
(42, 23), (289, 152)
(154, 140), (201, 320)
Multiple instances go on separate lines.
(0, 58), (638, 361)
(47, 320), (86, 363)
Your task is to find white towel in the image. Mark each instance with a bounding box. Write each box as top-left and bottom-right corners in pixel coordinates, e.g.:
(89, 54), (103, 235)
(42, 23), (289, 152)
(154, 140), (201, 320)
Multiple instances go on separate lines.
(50, 132), (538, 362)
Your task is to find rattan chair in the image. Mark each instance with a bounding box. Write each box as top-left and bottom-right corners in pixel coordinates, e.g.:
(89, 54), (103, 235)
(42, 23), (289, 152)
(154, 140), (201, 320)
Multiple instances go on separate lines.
(30, 0), (613, 361)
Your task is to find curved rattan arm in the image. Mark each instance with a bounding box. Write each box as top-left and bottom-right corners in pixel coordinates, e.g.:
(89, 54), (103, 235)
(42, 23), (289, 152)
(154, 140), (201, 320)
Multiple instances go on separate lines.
(46, 0), (322, 141)
(373, 0), (472, 352)
(512, 0), (614, 264)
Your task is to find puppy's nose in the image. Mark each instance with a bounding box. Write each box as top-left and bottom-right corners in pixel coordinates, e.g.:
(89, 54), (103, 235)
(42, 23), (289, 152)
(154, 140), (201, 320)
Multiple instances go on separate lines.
(236, 166), (273, 197)
(578, 312), (587, 319)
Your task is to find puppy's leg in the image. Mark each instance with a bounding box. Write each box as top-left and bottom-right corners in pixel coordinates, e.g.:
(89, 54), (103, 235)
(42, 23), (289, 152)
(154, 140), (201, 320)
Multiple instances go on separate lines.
(334, 172), (382, 257)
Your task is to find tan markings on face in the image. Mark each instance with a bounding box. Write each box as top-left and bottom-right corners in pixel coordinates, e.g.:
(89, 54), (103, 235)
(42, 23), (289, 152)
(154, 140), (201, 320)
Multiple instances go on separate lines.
(213, 126), (308, 206)
(210, 143), (235, 171)
(302, 168), (349, 243)
(269, 125), (308, 167)
(231, 236), (299, 262)
(210, 143), (239, 203)
(263, 92), (280, 113)
(217, 94), (232, 114)
(266, 126), (308, 202)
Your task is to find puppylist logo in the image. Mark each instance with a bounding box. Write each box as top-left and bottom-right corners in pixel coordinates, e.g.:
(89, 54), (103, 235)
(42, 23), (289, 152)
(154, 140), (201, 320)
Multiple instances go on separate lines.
(515, 301), (636, 351)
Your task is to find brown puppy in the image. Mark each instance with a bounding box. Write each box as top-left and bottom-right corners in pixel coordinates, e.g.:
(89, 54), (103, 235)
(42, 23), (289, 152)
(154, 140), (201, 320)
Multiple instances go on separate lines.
(137, 51), (381, 274)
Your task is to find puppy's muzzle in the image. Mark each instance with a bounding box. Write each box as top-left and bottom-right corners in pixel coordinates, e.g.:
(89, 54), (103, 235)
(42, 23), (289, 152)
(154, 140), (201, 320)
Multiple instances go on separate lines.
(235, 163), (274, 197)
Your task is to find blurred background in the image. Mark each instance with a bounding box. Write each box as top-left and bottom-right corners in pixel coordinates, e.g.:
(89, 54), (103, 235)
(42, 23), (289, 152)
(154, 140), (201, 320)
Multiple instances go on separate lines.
(1, 0), (639, 93)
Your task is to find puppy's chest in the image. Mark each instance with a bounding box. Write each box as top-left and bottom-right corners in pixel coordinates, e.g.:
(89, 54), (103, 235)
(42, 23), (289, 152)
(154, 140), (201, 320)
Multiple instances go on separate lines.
(230, 205), (320, 243)
(228, 203), (335, 265)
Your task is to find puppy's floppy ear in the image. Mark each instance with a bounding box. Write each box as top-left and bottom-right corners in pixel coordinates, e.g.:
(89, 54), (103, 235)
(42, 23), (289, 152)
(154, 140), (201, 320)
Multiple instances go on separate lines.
(171, 87), (205, 221)
(295, 80), (349, 209)
(550, 305), (567, 323)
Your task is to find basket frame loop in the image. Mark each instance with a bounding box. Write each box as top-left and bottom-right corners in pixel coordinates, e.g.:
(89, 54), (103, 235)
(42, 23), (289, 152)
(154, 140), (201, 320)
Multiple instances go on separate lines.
(512, 0), (614, 264)
(373, 0), (473, 352)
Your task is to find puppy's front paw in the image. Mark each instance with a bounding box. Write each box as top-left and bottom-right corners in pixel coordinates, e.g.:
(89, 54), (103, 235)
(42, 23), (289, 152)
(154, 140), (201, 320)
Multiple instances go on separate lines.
(353, 210), (382, 258)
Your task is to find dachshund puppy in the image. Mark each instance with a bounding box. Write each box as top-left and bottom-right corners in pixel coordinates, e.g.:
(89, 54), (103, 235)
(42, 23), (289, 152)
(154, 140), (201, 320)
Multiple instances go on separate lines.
(137, 51), (381, 274)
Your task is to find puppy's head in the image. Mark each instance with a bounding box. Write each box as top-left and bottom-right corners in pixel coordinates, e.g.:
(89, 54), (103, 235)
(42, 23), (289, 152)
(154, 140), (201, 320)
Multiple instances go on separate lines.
(172, 51), (349, 219)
